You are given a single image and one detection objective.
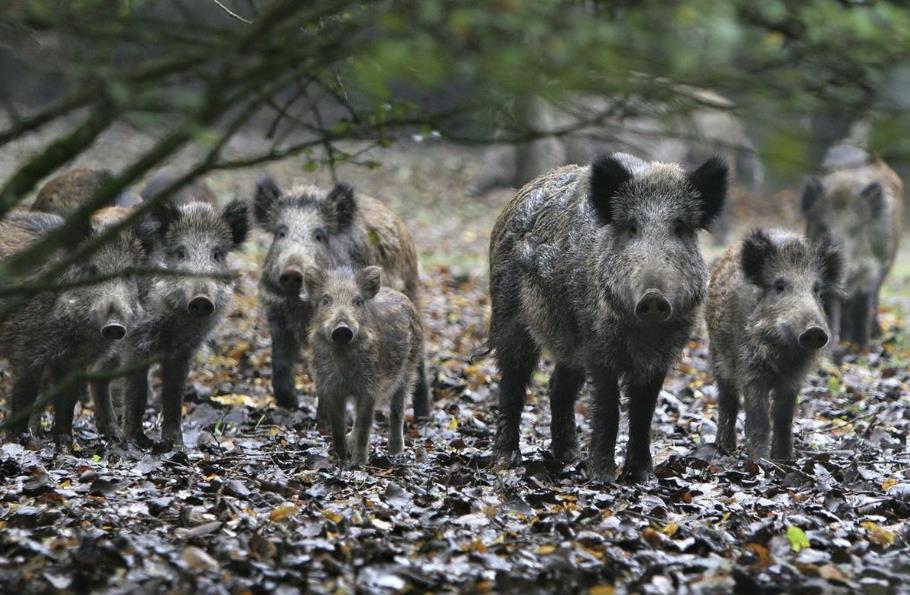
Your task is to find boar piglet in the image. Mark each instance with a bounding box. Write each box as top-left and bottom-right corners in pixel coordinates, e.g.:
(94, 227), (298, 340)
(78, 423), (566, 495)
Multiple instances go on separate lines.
(304, 266), (423, 466)
(253, 179), (429, 418)
(93, 199), (248, 450)
(488, 152), (727, 482)
(0, 210), (148, 448)
(801, 153), (902, 349)
(706, 229), (842, 460)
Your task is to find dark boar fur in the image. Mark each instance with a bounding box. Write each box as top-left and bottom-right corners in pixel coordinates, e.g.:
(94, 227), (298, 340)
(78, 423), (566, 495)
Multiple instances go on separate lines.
(141, 171), (217, 207)
(488, 152), (727, 482)
(0, 210), (148, 448)
(31, 168), (117, 216)
(304, 266), (422, 466)
(800, 154), (903, 348)
(707, 229), (841, 460)
(252, 179), (429, 418)
(92, 199), (249, 449)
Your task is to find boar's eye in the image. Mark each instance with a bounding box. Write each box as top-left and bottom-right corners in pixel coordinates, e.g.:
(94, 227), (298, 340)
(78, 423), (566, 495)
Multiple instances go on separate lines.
(813, 281), (822, 296)
(625, 221), (638, 237)
(319, 295), (331, 307)
(212, 248), (224, 263)
(674, 220), (688, 236)
(773, 279), (786, 294)
(353, 296), (364, 307)
(174, 246), (187, 261)
(276, 226), (288, 240)
(314, 229), (327, 243)
(86, 264), (100, 277)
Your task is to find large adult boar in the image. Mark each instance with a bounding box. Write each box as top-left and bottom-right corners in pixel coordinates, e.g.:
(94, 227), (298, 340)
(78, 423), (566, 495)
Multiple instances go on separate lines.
(92, 200), (249, 450)
(707, 229), (841, 460)
(488, 153), (727, 482)
(800, 151), (903, 348)
(0, 210), (148, 447)
(304, 266), (423, 466)
(252, 179), (430, 418)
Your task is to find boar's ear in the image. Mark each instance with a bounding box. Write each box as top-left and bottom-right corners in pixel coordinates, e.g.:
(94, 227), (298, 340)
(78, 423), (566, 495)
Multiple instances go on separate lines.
(589, 155), (633, 225)
(221, 199), (249, 248)
(324, 183), (357, 233)
(860, 181), (884, 217)
(814, 233), (843, 290)
(741, 229), (775, 287)
(356, 266), (382, 300)
(149, 200), (182, 239)
(253, 177), (282, 227)
(303, 266), (326, 299)
(688, 157), (727, 229)
(800, 177), (823, 215)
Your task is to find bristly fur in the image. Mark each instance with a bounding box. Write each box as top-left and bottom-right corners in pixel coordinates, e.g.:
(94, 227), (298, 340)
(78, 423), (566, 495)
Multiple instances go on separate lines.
(589, 155), (633, 225)
(686, 156), (728, 228)
(740, 228), (774, 287)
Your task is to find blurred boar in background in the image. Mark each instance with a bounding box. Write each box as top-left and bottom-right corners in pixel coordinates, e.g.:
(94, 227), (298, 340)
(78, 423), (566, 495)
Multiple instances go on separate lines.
(30, 168), (139, 215)
(93, 199), (248, 450)
(304, 266), (423, 466)
(0, 209), (149, 448)
(801, 144), (903, 349)
(707, 229), (841, 460)
(141, 171), (217, 207)
(488, 152), (726, 482)
(252, 179), (430, 418)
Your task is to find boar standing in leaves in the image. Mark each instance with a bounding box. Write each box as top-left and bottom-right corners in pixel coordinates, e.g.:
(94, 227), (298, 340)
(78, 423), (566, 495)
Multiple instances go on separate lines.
(707, 229), (841, 460)
(253, 179), (430, 418)
(304, 266), (423, 466)
(92, 199), (249, 450)
(800, 149), (902, 349)
(488, 153), (727, 482)
(0, 210), (148, 448)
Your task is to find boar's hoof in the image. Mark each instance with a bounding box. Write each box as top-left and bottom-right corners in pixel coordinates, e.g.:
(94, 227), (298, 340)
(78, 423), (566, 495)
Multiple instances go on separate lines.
(618, 463), (654, 484)
(587, 459), (616, 484)
(551, 444), (578, 464)
(274, 390), (299, 410)
(53, 433), (74, 455)
(127, 431), (156, 450)
(491, 448), (522, 470)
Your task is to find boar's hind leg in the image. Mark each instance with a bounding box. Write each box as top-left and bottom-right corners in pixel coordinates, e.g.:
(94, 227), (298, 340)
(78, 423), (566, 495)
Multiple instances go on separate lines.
(410, 358), (431, 420)
(269, 313), (299, 409)
(715, 376), (739, 453)
(159, 354), (191, 451)
(491, 322), (539, 468)
(123, 366), (154, 449)
(850, 291), (873, 349)
(770, 383), (799, 461)
(588, 367), (620, 482)
(619, 373), (665, 483)
(549, 364), (585, 462)
(743, 380), (772, 461)
(388, 383), (407, 457)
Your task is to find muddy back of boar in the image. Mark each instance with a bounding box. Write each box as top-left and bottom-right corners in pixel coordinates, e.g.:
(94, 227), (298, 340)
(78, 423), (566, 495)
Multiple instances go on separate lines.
(488, 152), (726, 482)
(252, 179), (429, 417)
(707, 229), (841, 461)
(801, 146), (903, 348)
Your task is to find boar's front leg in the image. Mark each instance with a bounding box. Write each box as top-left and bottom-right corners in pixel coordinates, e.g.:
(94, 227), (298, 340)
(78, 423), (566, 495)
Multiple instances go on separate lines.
(159, 353), (191, 451)
(8, 373), (40, 439)
(350, 393), (377, 467)
(123, 365), (154, 449)
(848, 291), (873, 349)
(388, 383), (407, 457)
(620, 373), (664, 483)
(91, 358), (120, 442)
(715, 375), (740, 454)
(48, 370), (85, 452)
(770, 383), (799, 461)
(268, 311), (299, 409)
(743, 379), (772, 461)
(323, 393), (348, 463)
(549, 364), (585, 463)
(588, 366), (620, 482)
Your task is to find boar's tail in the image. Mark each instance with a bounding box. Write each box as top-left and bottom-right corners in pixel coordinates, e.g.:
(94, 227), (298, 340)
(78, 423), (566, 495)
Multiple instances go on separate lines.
(469, 342), (494, 363)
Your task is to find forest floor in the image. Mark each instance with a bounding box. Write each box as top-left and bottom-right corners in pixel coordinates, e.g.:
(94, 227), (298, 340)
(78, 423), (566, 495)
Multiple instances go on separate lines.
(1, 128), (910, 593)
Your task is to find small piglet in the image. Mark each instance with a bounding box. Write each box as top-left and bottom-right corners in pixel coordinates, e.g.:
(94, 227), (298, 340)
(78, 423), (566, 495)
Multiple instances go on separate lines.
(304, 266), (423, 466)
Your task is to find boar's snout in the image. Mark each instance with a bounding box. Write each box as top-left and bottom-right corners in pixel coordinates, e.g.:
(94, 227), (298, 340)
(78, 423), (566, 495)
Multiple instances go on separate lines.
(634, 289), (672, 323)
(188, 295), (216, 317)
(101, 322), (127, 341)
(279, 267), (304, 292)
(331, 323), (354, 346)
(798, 326), (828, 350)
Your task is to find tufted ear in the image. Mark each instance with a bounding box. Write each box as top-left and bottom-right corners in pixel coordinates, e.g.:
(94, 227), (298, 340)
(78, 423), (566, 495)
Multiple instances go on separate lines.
(860, 181), (884, 218)
(688, 157), (727, 229)
(253, 177), (282, 227)
(148, 200), (182, 240)
(814, 232), (843, 291)
(589, 155), (633, 225)
(221, 199), (249, 248)
(741, 229), (775, 287)
(356, 266), (382, 300)
(800, 177), (824, 215)
(323, 183), (357, 233)
(303, 266), (327, 300)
